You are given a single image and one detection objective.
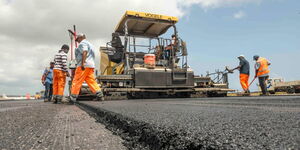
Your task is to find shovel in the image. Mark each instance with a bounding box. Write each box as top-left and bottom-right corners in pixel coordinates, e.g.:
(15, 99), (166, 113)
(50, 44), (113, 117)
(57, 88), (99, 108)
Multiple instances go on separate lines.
(246, 77), (257, 93)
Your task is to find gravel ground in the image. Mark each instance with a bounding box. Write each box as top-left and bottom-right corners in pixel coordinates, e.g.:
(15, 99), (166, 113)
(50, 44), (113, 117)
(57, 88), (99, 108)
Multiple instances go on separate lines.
(0, 100), (126, 150)
(79, 96), (300, 150)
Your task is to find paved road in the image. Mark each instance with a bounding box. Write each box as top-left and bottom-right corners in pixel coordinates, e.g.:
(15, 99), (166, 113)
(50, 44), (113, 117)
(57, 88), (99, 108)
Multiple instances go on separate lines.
(0, 100), (126, 150)
(79, 96), (300, 150)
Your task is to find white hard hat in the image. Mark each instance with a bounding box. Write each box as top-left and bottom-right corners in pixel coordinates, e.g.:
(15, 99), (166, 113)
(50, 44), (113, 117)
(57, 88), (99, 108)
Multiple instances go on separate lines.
(75, 33), (85, 41)
(237, 55), (245, 58)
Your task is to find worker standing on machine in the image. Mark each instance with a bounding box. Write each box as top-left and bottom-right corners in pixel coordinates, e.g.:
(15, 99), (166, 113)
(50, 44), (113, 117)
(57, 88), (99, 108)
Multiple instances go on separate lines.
(253, 55), (271, 96)
(165, 34), (178, 59)
(53, 44), (70, 104)
(230, 55), (250, 93)
(70, 33), (104, 102)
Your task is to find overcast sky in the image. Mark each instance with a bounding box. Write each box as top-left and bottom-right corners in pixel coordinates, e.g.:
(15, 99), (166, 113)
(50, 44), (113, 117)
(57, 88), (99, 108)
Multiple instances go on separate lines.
(0, 0), (299, 95)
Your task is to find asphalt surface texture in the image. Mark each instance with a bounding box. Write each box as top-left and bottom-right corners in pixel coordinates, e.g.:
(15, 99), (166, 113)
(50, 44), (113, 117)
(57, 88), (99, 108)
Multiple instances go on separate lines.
(79, 96), (300, 150)
(0, 100), (126, 150)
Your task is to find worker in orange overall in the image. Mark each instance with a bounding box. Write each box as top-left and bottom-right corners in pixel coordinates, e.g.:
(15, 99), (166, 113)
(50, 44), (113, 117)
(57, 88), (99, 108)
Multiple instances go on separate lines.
(70, 33), (104, 102)
(253, 55), (271, 96)
(53, 44), (70, 104)
(230, 55), (250, 93)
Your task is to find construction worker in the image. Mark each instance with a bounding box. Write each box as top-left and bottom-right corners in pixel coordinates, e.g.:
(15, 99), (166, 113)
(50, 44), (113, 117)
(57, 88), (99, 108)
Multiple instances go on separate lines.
(165, 34), (178, 59)
(41, 62), (55, 102)
(253, 55), (271, 96)
(230, 55), (250, 93)
(70, 33), (104, 102)
(53, 44), (70, 104)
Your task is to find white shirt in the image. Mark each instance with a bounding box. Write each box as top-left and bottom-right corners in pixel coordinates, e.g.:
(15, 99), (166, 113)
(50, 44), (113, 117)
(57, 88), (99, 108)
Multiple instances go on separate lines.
(75, 39), (96, 68)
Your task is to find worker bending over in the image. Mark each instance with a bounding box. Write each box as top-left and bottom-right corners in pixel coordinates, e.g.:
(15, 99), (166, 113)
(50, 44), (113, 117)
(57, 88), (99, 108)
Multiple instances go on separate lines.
(253, 55), (271, 96)
(70, 33), (104, 102)
(230, 55), (250, 93)
(53, 45), (70, 104)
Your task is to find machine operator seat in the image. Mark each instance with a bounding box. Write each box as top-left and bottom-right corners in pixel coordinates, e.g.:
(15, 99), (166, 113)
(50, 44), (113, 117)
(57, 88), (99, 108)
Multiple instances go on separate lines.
(109, 32), (124, 64)
(111, 32), (124, 50)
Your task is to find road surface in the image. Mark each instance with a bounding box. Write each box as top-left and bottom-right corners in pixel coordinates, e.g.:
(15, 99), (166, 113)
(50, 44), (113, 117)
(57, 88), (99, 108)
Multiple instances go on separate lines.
(1, 96), (299, 150)
(79, 96), (300, 150)
(0, 100), (126, 150)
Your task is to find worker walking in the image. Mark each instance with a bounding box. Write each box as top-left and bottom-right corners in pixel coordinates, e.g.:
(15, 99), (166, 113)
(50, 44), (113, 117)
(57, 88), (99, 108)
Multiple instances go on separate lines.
(230, 55), (250, 93)
(70, 33), (104, 102)
(53, 44), (70, 104)
(41, 62), (55, 102)
(253, 55), (271, 96)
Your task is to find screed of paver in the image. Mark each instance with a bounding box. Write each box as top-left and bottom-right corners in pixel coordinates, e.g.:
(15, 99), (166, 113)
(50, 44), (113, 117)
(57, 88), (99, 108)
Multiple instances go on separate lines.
(0, 100), (127, 150)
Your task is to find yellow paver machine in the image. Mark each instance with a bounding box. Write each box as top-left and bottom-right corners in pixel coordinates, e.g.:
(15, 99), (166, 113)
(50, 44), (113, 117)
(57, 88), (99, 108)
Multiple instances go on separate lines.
(79, 11), (233, 99)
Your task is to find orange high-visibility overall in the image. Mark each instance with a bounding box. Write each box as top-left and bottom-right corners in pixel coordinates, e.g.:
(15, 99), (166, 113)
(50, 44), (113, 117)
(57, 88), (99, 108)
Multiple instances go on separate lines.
(52, 69), (67, 96)
(71, 67), (101, 95)
(239, 73), (249, 91)
(257, 57), (270, 77)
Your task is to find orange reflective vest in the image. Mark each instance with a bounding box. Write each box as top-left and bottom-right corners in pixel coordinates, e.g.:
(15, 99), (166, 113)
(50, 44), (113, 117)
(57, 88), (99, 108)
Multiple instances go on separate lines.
(257, 57), (270, 76)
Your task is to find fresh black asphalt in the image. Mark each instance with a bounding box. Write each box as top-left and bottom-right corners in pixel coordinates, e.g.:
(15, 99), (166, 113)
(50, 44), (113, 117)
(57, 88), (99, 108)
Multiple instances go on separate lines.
(79, 96), (300, 150)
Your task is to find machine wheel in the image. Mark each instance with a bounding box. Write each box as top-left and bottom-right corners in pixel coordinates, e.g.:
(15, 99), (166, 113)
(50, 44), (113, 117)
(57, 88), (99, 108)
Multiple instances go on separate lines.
(176, 92), (192, 98)
(287, 87), (295, 94)
(207, 92), (227, 97)
(216, 93), (227, 97)
(269, 90), (275, 94)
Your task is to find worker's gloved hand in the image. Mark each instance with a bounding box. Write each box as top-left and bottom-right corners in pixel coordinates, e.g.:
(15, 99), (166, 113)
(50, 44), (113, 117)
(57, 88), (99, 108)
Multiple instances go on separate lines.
(81, 66), (85, 71)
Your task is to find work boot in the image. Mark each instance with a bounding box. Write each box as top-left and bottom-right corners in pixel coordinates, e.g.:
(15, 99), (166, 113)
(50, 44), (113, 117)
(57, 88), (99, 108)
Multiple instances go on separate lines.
(53, 97), (58, 104)
(69, 95), (77, 103)
(57, 96), (62, 104)
(96, 91), (105, 101)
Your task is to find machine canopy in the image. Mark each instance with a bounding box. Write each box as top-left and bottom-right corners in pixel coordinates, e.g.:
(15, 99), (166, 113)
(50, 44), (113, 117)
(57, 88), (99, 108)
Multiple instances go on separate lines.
(115, 11), (178, 37)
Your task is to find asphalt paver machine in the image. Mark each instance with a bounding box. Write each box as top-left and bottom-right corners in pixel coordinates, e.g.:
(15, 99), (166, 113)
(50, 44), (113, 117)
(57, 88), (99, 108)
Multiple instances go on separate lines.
(78, 11), (233, 99)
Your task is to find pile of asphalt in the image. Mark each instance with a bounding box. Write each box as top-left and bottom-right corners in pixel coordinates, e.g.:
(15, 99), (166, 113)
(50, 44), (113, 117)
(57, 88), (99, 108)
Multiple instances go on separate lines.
(78, 97), (300, 150)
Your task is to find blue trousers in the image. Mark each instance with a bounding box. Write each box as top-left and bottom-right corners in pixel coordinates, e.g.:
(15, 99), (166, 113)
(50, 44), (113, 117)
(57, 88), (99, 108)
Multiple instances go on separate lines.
(44, 82), (53, 100)
(258, 76), (269, 95)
